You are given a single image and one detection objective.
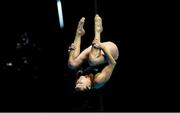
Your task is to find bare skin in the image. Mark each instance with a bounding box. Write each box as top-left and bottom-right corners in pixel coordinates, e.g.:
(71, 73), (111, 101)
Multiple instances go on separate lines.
(68, 14), (119, 70)
(93, 40), (117, 89)
(68, 14), (119, 91)
(75, 40), (117, 90)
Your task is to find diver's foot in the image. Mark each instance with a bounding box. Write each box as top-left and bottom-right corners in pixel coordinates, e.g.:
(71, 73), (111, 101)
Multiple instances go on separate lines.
(76, 17), (85, 36)
(95, 14), (103, 33)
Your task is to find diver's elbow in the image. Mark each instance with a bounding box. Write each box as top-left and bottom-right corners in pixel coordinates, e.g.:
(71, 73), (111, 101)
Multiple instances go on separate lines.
(68, 61), (79, 70)
(111, 60), (116, 67)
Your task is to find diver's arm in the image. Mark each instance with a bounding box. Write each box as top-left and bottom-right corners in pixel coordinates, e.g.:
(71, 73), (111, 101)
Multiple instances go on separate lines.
(93, 41), (116, 89)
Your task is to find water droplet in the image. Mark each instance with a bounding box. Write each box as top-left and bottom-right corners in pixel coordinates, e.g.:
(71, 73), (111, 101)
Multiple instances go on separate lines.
(6, 62), (13, 67)
(16, 42), (22, 49)
(22, 57), (29, 64)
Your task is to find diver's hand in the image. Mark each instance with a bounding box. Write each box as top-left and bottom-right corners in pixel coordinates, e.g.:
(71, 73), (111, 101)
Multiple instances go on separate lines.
(92, 39), (102, 49)
(68, 43), (76, 53)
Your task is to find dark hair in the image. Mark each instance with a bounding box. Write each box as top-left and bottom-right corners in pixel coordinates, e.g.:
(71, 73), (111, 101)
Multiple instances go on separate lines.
(75, 67), (99, 90)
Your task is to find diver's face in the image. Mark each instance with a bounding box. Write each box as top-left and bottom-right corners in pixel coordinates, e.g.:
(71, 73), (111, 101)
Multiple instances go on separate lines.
(75, 76), (91, 91)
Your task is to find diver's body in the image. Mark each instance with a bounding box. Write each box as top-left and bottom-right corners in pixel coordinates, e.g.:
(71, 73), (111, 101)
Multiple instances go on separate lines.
(68, 14), (119, 91)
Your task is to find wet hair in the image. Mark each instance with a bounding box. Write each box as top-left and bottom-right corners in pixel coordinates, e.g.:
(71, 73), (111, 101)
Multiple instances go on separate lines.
(75, 67), (99, 91)
(75, 86), (90, 92)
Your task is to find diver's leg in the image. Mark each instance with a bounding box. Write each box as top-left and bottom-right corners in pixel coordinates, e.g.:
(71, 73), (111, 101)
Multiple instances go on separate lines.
(89, 14), (104, 66)
(68, 17), (90, 70)
(69, 17), (85, 60)
(94, 14), (103, 42)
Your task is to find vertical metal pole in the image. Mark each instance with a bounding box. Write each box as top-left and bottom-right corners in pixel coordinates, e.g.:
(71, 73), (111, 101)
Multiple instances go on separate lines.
(94, 0), (98, 14)
(94, 0), (104, 111)
(99, 90), (104, 111)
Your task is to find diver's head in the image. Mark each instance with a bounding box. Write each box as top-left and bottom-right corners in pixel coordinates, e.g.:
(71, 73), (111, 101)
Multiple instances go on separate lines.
(75, 75), (92, 92)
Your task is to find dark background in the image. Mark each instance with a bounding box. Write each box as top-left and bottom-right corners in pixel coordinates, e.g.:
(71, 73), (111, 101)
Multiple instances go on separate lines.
(0, 0), (179, 112)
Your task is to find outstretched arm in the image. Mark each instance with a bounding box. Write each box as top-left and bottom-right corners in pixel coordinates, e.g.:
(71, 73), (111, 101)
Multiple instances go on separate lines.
(93, 41), (117, 89)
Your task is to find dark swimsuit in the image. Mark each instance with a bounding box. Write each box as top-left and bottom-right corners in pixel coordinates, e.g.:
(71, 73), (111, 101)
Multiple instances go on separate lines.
(76, 61), (108, 89)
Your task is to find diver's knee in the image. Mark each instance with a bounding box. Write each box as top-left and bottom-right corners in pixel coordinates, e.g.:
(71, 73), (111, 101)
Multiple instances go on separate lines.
(68, 61), (79, 70)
